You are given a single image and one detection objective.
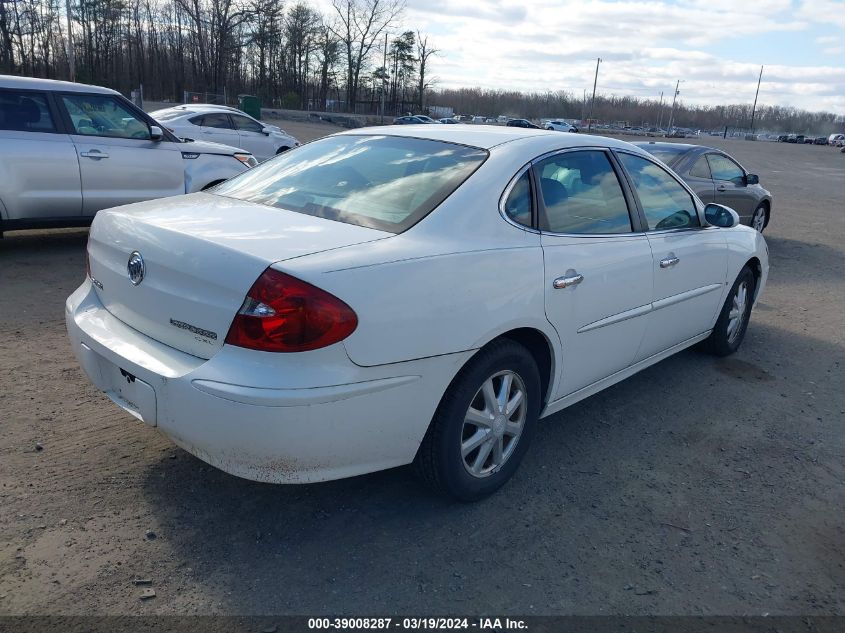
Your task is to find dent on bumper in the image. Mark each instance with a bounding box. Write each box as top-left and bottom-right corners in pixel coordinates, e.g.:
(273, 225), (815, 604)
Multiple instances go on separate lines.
(66, 280), (468, 483)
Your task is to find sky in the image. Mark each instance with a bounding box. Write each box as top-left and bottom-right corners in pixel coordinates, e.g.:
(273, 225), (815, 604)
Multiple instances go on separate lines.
(325, 0), (845, 115)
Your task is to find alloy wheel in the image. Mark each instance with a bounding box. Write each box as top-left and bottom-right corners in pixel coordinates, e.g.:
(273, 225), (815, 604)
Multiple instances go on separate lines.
(752, 207), (766, 232)
(461, 370), (527, 478)
(727, 281), (748, 344)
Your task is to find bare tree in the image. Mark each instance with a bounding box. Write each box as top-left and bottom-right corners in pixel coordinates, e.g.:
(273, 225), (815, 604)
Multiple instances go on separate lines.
(330, 0), (402, 110)
(415, 29), (436, 111)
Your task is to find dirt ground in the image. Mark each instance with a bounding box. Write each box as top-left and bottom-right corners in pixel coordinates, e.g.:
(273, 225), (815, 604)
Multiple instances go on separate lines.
(0, 123), (843, 616)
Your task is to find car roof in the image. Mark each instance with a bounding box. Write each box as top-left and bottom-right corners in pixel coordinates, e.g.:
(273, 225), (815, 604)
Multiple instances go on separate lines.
(634, 142), (715, 153)
(335, 125), (644, 153)
(0, 74), (119, 95)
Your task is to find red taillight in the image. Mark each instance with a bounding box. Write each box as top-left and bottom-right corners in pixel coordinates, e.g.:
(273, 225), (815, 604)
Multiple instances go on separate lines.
(225, 268), (358, 353)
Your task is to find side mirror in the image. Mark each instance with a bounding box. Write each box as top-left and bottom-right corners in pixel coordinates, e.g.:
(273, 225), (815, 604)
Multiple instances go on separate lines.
(262, 127), (273, 136)
(149, 125), (164, 141)
(704, 203), (740, 228)
(745, 173), (759, 185)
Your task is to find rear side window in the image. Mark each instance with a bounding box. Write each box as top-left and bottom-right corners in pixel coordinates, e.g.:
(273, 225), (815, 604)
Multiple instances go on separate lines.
(618, 153), (699, 231)
(214, 135), (488, 233)
(536, 150), (632, 234)
(690, 156), (711, 179)
(200, 113), (232, 129)
(503, 170), (533, 227)
(0, 91), (56, 132)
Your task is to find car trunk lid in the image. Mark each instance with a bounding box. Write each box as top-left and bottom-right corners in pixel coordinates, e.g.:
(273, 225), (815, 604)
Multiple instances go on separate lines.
(87, 192), (390, 359)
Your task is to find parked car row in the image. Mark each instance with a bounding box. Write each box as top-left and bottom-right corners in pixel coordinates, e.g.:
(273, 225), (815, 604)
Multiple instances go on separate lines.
(0, 76), (286, 236)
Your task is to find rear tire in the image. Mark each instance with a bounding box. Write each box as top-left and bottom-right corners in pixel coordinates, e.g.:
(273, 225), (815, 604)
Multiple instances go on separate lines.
(414, 339), (541, 501)
(276, 146), (291, 154)
(705, 266), (756, 357)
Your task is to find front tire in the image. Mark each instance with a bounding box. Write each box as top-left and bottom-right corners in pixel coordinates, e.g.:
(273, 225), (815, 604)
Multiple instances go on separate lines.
(705, 266), (756, 356)
(751, 205), (767, 233)
(414, 339), (541, 501)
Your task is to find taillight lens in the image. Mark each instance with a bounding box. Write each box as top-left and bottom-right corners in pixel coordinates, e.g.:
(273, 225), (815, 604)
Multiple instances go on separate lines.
(225, 268), (358, 352)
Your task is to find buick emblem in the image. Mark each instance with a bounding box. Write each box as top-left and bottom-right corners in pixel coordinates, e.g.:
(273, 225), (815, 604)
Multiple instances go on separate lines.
(127, 251), (145, 286)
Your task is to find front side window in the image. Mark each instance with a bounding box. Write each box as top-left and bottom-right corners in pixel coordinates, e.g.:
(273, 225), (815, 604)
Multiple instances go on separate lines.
(232, 114), (264, 133)
(618, 153), (699, 231)
(0, 90), (56, 132)
(536, 150), (632, 234)
(503, 170), (532, 227)
(214, 135), (488, 233)
(62, 94), (150, 139)
(706, 153), (744, 183)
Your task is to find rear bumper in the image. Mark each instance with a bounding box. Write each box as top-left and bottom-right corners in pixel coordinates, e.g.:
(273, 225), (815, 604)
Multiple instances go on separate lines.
(66, 280), (471, 483)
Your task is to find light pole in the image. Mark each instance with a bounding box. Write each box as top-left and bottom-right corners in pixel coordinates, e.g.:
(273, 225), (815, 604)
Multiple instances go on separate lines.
(587, 57), (601, 132)
(656, 91), (664, 129)
(750, 65), (764, 134)
(667, 80), (683, 133)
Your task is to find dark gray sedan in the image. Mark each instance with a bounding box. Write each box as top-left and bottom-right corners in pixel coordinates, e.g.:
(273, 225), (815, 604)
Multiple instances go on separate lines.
(635, 142), (772, 232)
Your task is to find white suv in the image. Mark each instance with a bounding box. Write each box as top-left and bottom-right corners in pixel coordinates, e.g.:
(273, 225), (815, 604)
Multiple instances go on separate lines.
(150, 105), (300, 162)
(0, 76), (257, 236)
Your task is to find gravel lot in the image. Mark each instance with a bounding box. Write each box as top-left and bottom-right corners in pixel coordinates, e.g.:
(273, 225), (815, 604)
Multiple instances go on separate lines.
(0, 124), (843, 616)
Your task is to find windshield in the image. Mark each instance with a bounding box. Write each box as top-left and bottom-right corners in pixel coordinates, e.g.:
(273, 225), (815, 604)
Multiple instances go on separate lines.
(213, 135), (488, 233)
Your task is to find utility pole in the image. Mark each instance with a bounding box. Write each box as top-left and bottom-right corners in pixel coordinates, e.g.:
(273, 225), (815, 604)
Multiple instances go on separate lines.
(587, 57), (601, 132)
(667, 80), (681, 133)
(65, 0), (75, 81)
(380, 32), (387, 124)
(750, 65), (764, 134)
(656, 91), (664, 129)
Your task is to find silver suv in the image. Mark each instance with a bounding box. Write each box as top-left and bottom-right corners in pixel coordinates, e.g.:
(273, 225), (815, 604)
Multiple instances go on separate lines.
(0, 76), (257, 236)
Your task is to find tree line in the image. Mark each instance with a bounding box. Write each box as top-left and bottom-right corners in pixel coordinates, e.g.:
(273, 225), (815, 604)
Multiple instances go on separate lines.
(0, 0), (434, 114)
(1, 0), (842, 134)
(433, 87), (844, 135)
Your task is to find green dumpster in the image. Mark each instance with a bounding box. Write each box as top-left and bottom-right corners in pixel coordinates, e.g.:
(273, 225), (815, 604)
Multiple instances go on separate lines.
(238, 94), (261, 120)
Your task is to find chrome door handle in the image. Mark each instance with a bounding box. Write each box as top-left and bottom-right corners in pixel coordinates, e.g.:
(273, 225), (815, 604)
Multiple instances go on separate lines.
(553, 273), (584, 289)
(716, 185), (727, 192)
(660, 256), (680, 268)
(80, 150), (109, 159)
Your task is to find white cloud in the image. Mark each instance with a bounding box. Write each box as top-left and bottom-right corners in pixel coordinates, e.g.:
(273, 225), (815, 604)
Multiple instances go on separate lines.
(312, 0), (845, 114)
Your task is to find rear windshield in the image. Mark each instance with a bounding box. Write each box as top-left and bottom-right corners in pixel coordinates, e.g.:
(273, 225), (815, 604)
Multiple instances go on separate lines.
(638, 144), (688, 165)
(213, 135), (488, 233)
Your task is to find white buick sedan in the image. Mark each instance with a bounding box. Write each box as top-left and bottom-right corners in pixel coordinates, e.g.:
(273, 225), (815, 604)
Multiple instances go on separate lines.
(66, 126), (768, 500)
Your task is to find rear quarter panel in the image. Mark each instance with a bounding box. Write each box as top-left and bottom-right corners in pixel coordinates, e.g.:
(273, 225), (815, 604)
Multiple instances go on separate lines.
(277, 144), (559, 368)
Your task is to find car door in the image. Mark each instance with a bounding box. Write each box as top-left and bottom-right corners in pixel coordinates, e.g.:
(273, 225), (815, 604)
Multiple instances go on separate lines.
(535, 149), (654, 398)
(681, 152), (715, 204)
(231, 113), (272, 161)
(59, 93), (185, 214)
(0, 89), (81, 220)
(194, 112), (243, 148)
(706, 152), (757, 221)
(615, 151), (727, 362)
